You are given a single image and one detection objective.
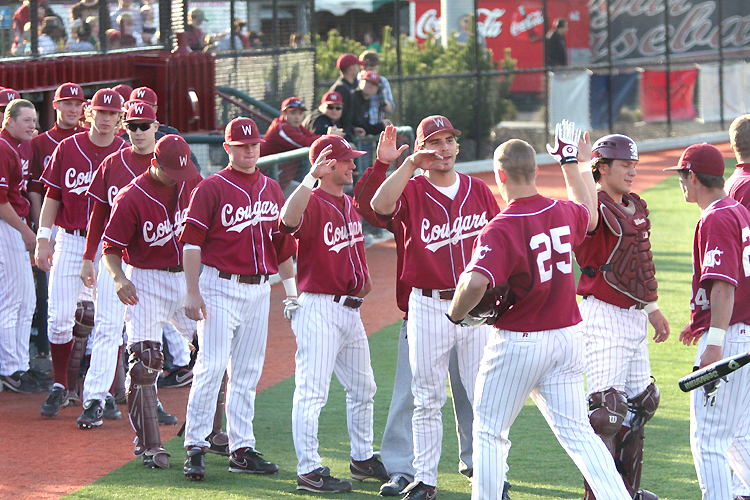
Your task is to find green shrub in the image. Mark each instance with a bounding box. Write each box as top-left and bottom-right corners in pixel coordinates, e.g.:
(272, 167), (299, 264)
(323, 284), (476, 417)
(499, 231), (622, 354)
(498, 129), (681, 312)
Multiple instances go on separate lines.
(316, 27), (517, 142)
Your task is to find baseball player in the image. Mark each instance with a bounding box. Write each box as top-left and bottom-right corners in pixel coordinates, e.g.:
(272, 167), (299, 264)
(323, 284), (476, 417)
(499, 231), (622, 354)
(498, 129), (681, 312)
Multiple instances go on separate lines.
(180, 117), (296, 480)
(370, 115), (500, 499)
(667, 143), (750, 500)
(279, 135), (386, 493)
(353, 125), (478, 496)
(301, 91), (346, 138)
(0, 98), (40, 394)
(575, 134), (670, 500)
(446, 123), (632, 500)
(76, 101), (160, 428)
(96, 135), (201, 468)
(35, 88), (126, 418)
(260, 96), (320, 157)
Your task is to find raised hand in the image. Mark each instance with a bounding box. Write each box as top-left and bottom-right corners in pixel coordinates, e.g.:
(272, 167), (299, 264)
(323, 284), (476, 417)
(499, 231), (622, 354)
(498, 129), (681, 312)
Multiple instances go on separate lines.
(546, 119), (582, 165)
(377, 125), (409, 165)
(311, 144), (337, 179)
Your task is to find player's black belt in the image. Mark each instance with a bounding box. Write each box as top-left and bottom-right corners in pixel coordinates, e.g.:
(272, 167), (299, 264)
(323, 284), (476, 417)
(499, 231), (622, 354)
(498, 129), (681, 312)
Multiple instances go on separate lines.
(218, 272), (268, 285)
(64, 228), (87, 237)
(420, 288), (455, 301)
(160, 265), (184, 273)
(333, 295), (364, 309)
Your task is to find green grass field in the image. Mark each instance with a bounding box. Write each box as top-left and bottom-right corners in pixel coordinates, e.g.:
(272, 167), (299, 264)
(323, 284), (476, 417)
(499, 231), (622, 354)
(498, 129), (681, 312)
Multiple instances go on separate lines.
(65, 174), (711, 500)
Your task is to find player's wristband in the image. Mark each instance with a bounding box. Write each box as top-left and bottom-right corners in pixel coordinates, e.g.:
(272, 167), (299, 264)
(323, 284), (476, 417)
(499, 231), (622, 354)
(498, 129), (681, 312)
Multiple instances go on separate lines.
(644, 302), (659, 314)
(282, 277), (298, 297)
(705, 327), (726, 347)
(302, 173), (317, 189)
(445, 313), (463, 325)
(36, 227), (52, 240)
(183, 244), (201, 252)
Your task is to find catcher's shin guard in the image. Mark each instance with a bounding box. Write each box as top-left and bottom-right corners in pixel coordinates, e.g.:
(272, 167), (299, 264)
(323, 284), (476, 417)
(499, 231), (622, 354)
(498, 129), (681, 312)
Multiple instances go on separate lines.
(112, 343), (127, 404)
(67, 336), (88, 398)
(584, 388), (628, 500)
(127, 341), (170, 469)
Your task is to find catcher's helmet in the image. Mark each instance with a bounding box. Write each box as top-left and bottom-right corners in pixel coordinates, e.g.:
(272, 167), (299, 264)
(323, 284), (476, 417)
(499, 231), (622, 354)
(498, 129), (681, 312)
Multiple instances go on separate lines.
(592, 134), (638, 162)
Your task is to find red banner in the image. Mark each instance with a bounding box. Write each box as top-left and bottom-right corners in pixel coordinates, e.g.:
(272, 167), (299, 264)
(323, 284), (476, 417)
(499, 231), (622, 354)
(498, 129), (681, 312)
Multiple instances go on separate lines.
(640, 69), (698, 122)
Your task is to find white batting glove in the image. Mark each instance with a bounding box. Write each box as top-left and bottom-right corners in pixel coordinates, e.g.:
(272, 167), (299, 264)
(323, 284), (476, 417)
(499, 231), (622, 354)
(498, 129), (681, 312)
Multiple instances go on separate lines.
(702, 376), (728, 407)
(546, 119), (582, 165)
(283, 297), (301, 320)
(445, 313), (487, 328)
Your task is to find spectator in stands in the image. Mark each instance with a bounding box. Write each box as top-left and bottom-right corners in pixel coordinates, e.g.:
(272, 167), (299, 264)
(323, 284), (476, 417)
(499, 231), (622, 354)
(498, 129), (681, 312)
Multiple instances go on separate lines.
(13, 22), (32, 55)
(247, 31), (264, 48)
(185, 8), (206, 52)
(66, 21), (95, 52)
(351, 72), (391, 137)
(71, 0), (110, 32)
(302, 91), (347, 138)
(545, 18), (568, 67)
(456, 13), (486, 48)
(141, 5), (157, 45)
(110, 0), (142, 35)
(329, 53), (367, 142)
(37, 16), (61, 54)
(363, 31), (381, 52)
(260, 97), (320, 157)
(359, 50), (394, 125)
(289, 32), (306, 48)
(84, 16), (100, 49)
(11, 0), (45, 55)
(108, 11), (141, 48)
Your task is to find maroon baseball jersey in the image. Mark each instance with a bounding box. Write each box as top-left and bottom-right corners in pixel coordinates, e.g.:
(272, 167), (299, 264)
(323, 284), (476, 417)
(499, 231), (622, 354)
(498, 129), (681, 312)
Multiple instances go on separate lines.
(260, 117), (319, 157)
(29, 124), (87, 194)
(18, 140), (32, 195)
(282, 188), (369, 296)
(725, 163), (750, 207)
(0, 129), (31, 218)
(181, 167), (297, 275)
(688, 197), (750, 335)
(41, 132), (126, 230)
(88, 147), (152, 207)
(382, 172), (500, 290)
(465, 194), (590, 332)
(102, 170), (201, 269)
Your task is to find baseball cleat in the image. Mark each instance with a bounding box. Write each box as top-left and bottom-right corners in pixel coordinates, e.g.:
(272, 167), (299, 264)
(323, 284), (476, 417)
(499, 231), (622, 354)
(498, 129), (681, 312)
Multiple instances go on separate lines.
(157, 402), (178, 425)
(26, 366), (53, 390)
(401, 481), (437, 500)
(142, 449), (170, 469)
(502, 481), (511, 500)
(297, 466), (352, 493)
(102, 395), (121, 420)
(40, 384), (72, 417)
(183, 447), (206, 480)
(380, 474), (410, 496)
(228, 448), (279, 474)
(2, 370), (43, 394)
(350, 454), (389, 482)
(206, 430), (230, 456)
(158, 366), (193, 388)
(77, 399), (104, 429)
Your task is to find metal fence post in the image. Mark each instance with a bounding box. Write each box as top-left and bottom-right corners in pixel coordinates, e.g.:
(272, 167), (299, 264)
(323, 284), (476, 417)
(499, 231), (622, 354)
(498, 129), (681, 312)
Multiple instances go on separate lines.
(665, 0), (673, 137)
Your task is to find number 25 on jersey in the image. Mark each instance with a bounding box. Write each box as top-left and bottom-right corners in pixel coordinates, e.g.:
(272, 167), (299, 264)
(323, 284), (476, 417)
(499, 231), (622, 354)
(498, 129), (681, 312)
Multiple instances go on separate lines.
(530, 225), (572, 283)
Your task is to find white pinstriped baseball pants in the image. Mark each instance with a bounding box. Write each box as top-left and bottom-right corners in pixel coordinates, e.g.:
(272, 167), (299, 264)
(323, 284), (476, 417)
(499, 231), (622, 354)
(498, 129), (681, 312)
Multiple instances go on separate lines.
(690, 323), (750, 500)
(472, 327), (631, 500)
(0, 220), (35, 375)
(291, 292), (377, 475)
(184, 266), (270, 453)
(407, 290), (490, 487)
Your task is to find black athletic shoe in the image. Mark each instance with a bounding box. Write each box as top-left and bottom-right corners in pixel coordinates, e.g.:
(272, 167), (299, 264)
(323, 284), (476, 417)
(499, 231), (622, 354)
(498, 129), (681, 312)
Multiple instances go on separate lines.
(502, 481), (511, 500)
(401, 481), (437, 500)
(297, 466), (353, 493)
(380, 474), (411, 496)
(158, 366), (193, 388)
(351, 454), (389, 482)
(26, 366), (53, 389)
(184, 447), (206, 480)
(228, 448), (279, 474)
(157, 402), (178, 425)
(77, 399), (104, 429)
(2, 370), (43, 394)
(206, 430), (230, 456)
(40, 384), (71, 418)
(102, 395), (121, 420)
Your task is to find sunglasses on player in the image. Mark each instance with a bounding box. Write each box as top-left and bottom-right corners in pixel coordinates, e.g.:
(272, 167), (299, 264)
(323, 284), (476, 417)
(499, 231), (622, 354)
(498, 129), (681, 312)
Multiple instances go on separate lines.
(327, 105), (342, 110)
(126, 122), (154, 132)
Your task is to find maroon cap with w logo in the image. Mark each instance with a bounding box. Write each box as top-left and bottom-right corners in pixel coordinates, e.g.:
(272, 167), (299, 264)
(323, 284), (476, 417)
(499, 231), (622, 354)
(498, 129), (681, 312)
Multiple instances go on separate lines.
(415, 115), (461, 150)
(225, 117), (265, 145)
(91, 89), (123, 112)
(154, 135), (198, 181)
(54, 83), (84, 102)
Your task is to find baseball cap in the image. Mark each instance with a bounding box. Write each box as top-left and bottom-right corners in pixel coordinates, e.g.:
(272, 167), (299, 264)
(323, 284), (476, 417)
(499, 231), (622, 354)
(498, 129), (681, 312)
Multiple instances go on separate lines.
(154, 135), (198, 181)
(337, 53), (366, 71)
(54, 83), (84, 102)
(362, 71), (381, 85)
(90, 88), (123, 112)
(0, 88), (20, 107)
(664, 143), (725, 177)
(124, 101), (157, 122)
(309, 135), (366, 165)
(130, 87), (158, 106)
(113, 84), (134, 103)
(281, 97), (306, 112)
(415, 115), (461, 149)
(225, 117), (265, 145)
(321, 91), (342, 105)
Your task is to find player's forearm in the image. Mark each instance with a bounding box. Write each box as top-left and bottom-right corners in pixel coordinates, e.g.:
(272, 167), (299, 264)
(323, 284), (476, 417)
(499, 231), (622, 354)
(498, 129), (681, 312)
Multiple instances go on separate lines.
(447, 271), (490, 322)
(38, 196), (60, 229)
(280, 184), (313, 229)
(0, 202), (34, 236)
(277, 256), (295, 282)
(371, 159), (416, 216)
(102, 253), (126, 281)
(183, 247), (202, 294)
(579, 162), (599, 230)
(29, 192), (42, 228)
(562, 162), (597, 231)
(709, 280), (735, 331)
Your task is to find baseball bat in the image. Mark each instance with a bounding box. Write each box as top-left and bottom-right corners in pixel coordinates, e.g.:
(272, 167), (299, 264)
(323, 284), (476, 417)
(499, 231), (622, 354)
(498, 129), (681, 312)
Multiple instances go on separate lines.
(678, 351), (750, 392)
